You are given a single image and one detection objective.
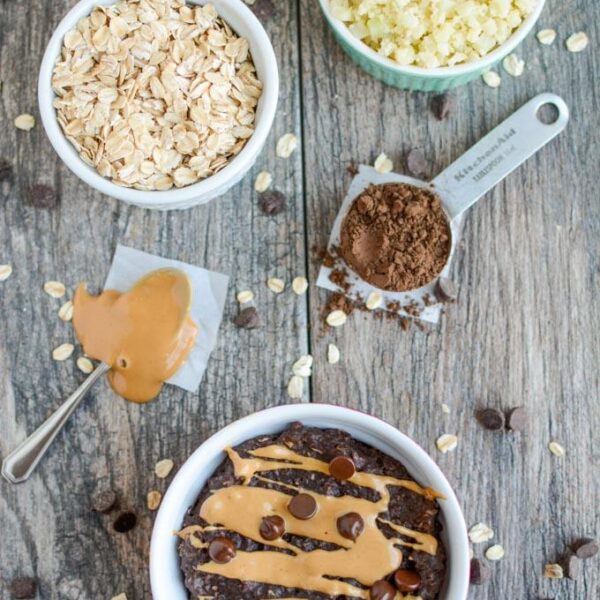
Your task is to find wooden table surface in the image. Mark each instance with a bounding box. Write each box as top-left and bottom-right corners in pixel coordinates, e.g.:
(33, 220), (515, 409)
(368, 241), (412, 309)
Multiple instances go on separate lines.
(1, 0), (598, 598)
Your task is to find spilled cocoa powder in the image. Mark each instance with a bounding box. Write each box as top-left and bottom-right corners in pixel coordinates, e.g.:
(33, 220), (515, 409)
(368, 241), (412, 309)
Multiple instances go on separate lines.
(339, 183), (451, 292)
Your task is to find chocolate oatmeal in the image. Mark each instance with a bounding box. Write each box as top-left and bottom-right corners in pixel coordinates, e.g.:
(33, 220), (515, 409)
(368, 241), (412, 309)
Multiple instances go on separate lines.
(179, 423), (447, 599)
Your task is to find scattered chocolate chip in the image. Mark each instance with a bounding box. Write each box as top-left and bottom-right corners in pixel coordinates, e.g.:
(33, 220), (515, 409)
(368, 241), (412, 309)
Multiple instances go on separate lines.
(347, 163), (359, 177)
(469, 558), (491, 585)
(393, 568), (421, 592)
(571, 538), (599, 560)
(9, 577), (37, 599)
(250, 0), (275, 21)
(506, 407), (528, 432)
(288, 493), (317, 520)
(259, 190), (286, 215)
(113, 511), (137, 533)
(232, 306), (260, 329)
(208, 536), (237, 563)
(431, 93), (456, 121)
(560, 552), (580, 580)
(337, 512), (364, 541)
(92, 489), (117, 513)
(329, 455), (356, 480)
(259, 515), (285, 541)
(476, 408), (505, 431)
(405, 147), (427, 177)
(27, 184), (58, 209)
(370, 579), (396, 600)
(0, 158), (13, 182)
(435, 277), (457, 303)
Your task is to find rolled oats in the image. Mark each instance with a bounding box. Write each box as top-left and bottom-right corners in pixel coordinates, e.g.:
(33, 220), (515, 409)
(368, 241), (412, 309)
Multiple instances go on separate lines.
(365, 291), (382, 310)
(266, 277), (284, 294)
(566, 32), (589, 53)
(292, 276), (308, 295)
(469, 522), (494, 544)
(502, 54), (524, 77)
(292, 355), (313, 378)
(255, 170), (272, 192)
(0, 264), (13, 281)
(374, 152), (393, 174)
(482, 70), (501, 88)
(14, 114), (35, 131)
(436, 433), (457, 453)
(52, 343), (75, 361)
(77, 356), (94, 374)
(327, 343), (340, 364)
(549, 440), (565, 457)
(58, 300), (74, 321)
(44, 280), (66, 298)
(326, 310), (347, 327)
(236, 290), (254, 304)
(287, 375), (303, 399)
(544, 563), (564, 579)
(155, 458), (174, 478)
(52, 1), (262, 191)
(485, 544), (505, 561)
(536, 29), (557, 45)
(276, 133), (297, 158)
(147, 490), (162, 511)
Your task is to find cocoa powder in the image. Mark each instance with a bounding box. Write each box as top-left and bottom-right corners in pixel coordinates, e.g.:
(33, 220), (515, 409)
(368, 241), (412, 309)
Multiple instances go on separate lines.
(339, 183), (451, 292)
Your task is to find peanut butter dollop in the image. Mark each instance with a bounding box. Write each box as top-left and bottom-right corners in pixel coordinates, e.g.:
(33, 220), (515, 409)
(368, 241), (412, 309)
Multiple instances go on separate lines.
(73, 268), (198, 402)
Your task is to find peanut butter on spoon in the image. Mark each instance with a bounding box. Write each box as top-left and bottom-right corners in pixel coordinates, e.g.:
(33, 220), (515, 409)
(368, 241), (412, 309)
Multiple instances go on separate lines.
(73, 268), (198, 403)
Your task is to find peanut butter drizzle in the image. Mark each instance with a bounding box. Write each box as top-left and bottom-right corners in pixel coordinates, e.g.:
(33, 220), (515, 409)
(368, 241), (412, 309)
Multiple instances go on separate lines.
(187, 444), (441, 599)
(73, 268), (197, 403)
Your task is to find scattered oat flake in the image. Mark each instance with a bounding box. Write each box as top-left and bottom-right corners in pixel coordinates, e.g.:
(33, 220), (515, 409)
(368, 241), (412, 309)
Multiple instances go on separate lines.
(537, 29), (557, 45)
(549, 441), (565, 457)
(482, 70), (501, 88)
(469, 522), (494, 544)
(502, 54), (524, 77)
(14, 113), (35, 131)
(267, 277), (285, 294)
(287, 375), (303, 399)
(58, 300), (74, 321)
(365, 291), (383, 310)
(566, 32), (589, 52)
(147, 490), (162, 511)
(77, 356), (94, 374)
(111, 594), (128, 600)
(327, 343), (340, 364)
(44, 280), (66, 298)
(155, 458), (174, 479)
(255, 171), (272, 192)
(237, 290), (254, 304)
(326, 310), (347, 327)
(292, 355), (313, 378)
(441, 403), (450, 414)
(0, 264), (13, 281)
(292, 276), (308, 295)
(52, 343), (74, 361)
(436, 433), (458, 453)
(244, 0), (256, 5)
(276, 133), (298, 158)
(374, 152), (393, 174)
(485, 544), (505, 561)
(544, 563), (564, 579)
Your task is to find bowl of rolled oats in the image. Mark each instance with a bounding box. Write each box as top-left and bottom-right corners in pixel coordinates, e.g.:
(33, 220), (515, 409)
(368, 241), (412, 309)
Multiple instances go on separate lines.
(38, 0), (278, 209)
(319, 0), (546, 91)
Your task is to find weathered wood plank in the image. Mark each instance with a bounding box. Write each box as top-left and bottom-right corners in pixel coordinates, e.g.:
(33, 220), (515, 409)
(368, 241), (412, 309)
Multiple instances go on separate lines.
(300, 1), (599, 598)
(0, 1), (306, 598)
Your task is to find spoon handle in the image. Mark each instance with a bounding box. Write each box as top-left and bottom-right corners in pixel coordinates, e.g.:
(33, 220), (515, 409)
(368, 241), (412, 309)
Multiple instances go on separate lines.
(1, 363), (110, 484)
(432, 93), (569, 221)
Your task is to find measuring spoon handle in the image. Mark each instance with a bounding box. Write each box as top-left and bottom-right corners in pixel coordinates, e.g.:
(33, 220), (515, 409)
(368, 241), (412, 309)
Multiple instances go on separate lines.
(1, 362), (110, 484)
(432, 93), (569, 221)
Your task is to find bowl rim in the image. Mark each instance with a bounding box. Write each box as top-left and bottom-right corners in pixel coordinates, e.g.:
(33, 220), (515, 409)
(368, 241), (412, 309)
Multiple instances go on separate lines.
(38, 0), (279, 208)
(317, 0), (546, 78)
(149, 403), (470, 600)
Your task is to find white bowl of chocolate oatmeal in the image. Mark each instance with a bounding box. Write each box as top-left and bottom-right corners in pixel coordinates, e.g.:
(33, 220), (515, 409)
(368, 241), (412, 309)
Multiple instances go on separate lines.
(150, 404), (470, 600)
(38, 0), (278, 210)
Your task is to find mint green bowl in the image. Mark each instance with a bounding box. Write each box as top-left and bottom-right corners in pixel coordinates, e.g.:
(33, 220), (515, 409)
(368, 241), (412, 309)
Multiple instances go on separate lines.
(318, 0), (546, 91)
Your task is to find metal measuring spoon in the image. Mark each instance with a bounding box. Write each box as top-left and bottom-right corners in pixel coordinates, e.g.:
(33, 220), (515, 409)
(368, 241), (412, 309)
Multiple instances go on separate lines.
(2, 363), (109, 483)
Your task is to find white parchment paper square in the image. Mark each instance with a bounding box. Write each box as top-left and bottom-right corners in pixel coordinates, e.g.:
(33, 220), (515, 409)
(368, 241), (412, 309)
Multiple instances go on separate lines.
(317, 165), (463, 325)
(104, 245), (229, 393)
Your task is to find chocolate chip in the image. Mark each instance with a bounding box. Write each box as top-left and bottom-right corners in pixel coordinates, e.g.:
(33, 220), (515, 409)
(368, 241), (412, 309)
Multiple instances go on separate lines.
(92, 489), (117, 513)
(431, 93), (456, 121)
(113, 511), (137, 533)
(435, 277), (457, 303)
(370, 579), (396, 600)
(470, 558), (491, 585)
(9, 577), (37, 599)
(232, 306), (260, 329)
(476, 408), (505, 431)
(571, 538), (599, 560)
(208, 536), (236, 563)
(506, 407), (528, 432)
(329, 455), (356, 480)
(259, 515), (285, 541)
(259, 190), (286, 215)
(560, 552), (580, 580)
(0, 158), (13, 182)
(27, 184), (58, 209)
(347, 163), (359, 177)
(406, 148), (427, 177)
(393, 568), (421, 592)
(251, 0), (275, 21)
(337, 512), (364, 541)
(288, 493), (317, 520)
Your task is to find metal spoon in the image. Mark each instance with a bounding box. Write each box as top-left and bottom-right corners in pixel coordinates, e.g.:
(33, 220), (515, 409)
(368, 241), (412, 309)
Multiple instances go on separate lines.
(1, 363), (110, 483)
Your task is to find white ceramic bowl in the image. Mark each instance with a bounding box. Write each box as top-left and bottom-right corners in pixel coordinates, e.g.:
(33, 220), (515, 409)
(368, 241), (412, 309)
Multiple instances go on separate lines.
(150, 403), (470, 599)
(38, 0), (279, 210)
